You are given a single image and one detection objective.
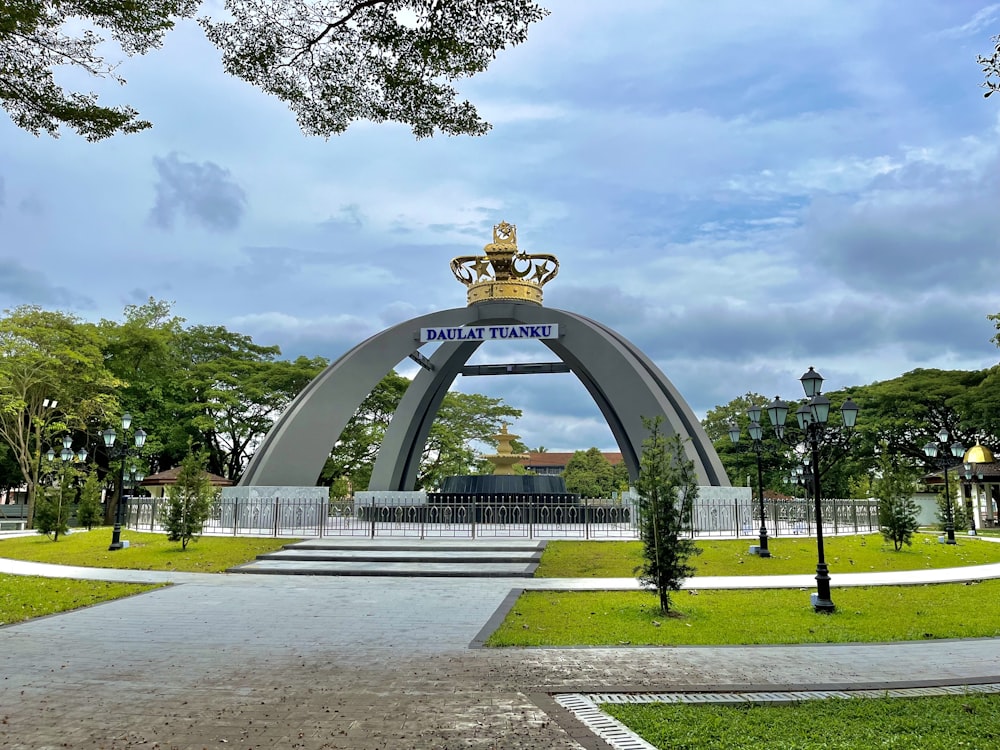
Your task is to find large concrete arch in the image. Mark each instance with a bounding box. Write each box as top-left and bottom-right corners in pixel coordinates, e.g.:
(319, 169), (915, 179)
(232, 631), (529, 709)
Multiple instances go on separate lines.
(240, 302), (730, 488)
(368, 303), (728, 488)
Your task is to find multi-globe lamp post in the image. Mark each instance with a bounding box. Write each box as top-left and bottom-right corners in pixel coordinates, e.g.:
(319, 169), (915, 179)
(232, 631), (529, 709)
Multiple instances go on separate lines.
(923, 428), (965, 545)
(750, 367), (858, 613)
(45, 434), (89, 466)
(44, 435), (90, 535)
(727, 403), (773, 558)
(103, 413), (147, 551)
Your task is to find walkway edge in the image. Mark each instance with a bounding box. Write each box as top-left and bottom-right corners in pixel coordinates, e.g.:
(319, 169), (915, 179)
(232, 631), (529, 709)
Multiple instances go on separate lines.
(4, 556), (1000, 588)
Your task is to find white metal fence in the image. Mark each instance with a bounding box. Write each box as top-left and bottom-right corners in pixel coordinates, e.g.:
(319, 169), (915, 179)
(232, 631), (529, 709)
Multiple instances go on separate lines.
(124, 494), (880, 540)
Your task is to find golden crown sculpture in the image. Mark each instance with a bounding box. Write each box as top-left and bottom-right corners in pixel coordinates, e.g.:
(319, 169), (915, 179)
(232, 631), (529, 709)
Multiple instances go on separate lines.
(450, 221), (559, 306)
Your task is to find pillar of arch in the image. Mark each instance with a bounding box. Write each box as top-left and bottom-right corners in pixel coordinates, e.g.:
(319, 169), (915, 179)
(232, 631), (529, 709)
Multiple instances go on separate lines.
(239, 301), (730, 489)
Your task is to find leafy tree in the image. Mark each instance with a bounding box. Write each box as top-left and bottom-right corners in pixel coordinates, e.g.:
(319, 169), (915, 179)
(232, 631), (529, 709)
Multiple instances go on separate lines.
(950, 315), (1000, 442)
(0, 442), (22, 494)
(635, 417), (701, 615)
(159, 450), (214, 549)
(562, 447), (617, 498)
(981, 34), (1000, 98)
(873, 452), (920, 551)
(850, 369), (986, 465)
(176, 324), (327, 480)
(98, 298), (189, 512)
(100, 300), (327, 483)
(1, 0), (198, 140)
(3, 0), (548, 140)
(76, 472), (104, 530)
(702, 392), (797, 496)
(847, 473), (874, 499)
(204, 0), (549, 138)
(950, 366), (1000, 444)
(0, 306), (120, 526)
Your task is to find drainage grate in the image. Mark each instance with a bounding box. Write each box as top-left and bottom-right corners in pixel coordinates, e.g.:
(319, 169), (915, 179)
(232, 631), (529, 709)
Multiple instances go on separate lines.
(554, 694), (656, 750)
(556, 684), (1000, 750)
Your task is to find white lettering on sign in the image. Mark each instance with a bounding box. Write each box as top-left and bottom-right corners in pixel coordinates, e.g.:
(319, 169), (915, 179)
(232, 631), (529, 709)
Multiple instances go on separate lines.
(419, 324), (560, 344)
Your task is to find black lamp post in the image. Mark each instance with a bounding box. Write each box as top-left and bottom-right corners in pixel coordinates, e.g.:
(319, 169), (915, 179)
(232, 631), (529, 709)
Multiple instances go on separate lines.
(104, 413), (147, 551)
(964, 460), (983, 536)
(923, 428), (964, 544)
(761, 367), (858, 613)
(727, 403), (771, 557)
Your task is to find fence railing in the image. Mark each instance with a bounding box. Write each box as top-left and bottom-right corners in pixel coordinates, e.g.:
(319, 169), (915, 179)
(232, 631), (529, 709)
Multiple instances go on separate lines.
(123, 495), (880, 540)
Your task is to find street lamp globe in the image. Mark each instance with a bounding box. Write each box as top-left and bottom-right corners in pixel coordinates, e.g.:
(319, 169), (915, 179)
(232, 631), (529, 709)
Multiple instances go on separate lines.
(800, 366), (824, 398)
(841, 398), (860, 428)
(766, 396), (789, 433)
(809, 394), (831, 424)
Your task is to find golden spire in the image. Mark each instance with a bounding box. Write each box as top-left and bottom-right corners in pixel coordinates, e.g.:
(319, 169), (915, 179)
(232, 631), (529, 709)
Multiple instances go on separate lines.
(450, 222), (559, 306)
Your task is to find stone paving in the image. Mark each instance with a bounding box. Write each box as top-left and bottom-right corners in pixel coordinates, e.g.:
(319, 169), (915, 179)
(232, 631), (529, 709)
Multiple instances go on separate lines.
(3, 550), (1000, 749)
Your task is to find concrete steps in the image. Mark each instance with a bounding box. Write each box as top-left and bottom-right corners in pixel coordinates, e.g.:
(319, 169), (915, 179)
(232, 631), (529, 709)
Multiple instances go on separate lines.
(228, 538), (545, 577)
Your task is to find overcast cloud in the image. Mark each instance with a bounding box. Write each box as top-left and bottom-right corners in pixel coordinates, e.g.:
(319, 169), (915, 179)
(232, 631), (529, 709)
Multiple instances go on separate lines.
(1, 0), (999, 452)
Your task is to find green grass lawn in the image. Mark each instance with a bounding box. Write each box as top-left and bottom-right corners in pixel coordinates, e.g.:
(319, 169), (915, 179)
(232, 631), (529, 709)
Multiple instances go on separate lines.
(0, 573), (163, 626)
(0, 528), (293, 572)
(534, 533), (1000, 577)
(485, 581), (1000, 646)
(603, 694), (1000, 750)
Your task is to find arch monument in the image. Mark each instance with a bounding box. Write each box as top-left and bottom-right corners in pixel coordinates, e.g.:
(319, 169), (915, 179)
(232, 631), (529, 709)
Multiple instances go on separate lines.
(239, 222), (730, 490)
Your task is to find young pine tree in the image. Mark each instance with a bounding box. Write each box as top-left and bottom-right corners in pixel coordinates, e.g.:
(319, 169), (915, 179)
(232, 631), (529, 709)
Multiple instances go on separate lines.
(159, 451), (215, 550)
(873, 452), (920, 551)
(635, 417), (701, 614)
(76, 472), (103, 531)
(34, 466), (75, 541)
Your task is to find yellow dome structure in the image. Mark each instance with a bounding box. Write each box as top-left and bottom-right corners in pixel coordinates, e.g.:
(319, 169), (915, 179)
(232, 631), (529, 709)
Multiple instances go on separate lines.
(964, 444), (995, 464)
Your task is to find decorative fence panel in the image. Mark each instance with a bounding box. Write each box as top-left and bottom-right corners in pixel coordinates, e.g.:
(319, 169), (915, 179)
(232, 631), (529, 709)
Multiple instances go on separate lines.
(124, 494), (879, 540)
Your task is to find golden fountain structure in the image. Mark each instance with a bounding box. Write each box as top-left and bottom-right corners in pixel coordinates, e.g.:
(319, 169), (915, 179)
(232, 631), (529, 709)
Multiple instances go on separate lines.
(485, 425), (529, 476)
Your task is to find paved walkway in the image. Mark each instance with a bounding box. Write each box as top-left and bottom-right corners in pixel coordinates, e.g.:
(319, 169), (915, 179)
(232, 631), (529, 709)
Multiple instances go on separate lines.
(3, 552), (1000, 749)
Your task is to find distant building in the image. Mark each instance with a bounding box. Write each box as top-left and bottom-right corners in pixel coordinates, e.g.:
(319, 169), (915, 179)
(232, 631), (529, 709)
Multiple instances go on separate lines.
(523, 451), (624, 476)
(924, 444), (1000, 529)
(139, 467), (234, 498)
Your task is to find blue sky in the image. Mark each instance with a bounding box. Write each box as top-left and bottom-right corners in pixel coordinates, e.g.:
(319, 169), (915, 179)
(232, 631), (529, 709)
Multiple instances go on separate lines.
(2, 0), (1000, 452)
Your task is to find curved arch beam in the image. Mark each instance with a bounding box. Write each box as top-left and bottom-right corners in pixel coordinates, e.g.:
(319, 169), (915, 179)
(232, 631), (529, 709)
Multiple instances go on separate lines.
(373, 339), (482, 491)
(367, 304), (729, 489)
(239, 308), (474, 487)
(242, 302), (728, 488)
